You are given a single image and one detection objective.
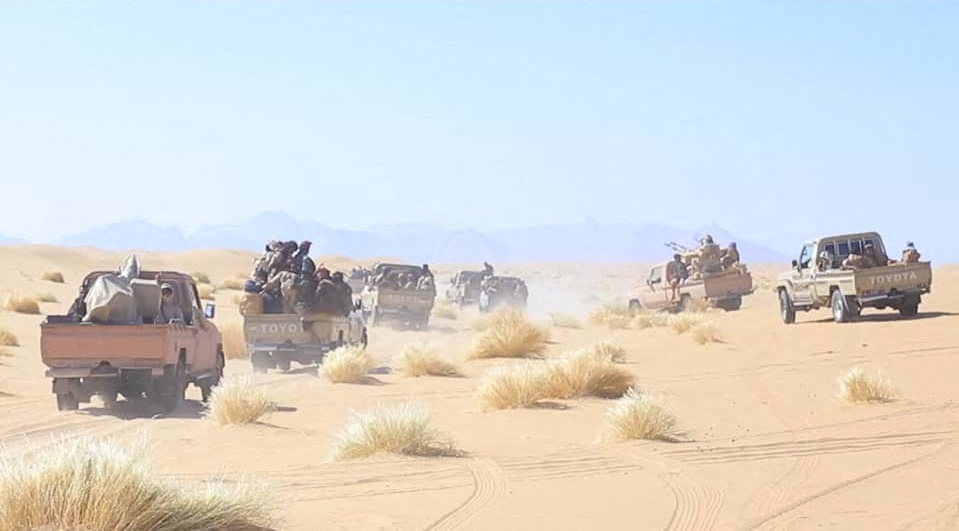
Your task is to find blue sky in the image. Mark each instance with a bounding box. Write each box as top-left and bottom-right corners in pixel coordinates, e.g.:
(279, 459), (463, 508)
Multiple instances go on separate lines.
(1, 1), (956, 257)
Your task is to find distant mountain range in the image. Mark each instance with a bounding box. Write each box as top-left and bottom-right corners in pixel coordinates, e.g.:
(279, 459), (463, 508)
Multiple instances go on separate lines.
(23, 211), (790, 263)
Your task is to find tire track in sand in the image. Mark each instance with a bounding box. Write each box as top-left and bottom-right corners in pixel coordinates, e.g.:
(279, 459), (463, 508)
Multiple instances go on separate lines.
(426, 458), (508, 531)
(609, 446), (725, 531)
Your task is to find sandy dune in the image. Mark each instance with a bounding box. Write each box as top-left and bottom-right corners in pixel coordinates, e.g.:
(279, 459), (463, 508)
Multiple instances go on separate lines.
(2, 246), (958, 530)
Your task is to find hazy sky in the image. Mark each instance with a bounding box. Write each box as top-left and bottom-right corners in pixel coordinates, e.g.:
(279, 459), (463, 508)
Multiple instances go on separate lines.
(1, 1), (957, 254)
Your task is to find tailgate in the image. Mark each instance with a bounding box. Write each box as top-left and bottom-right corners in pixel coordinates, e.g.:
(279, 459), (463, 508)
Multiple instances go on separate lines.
(243, 313), (349, 344)
(378, 290), (434, 311)
(40, 322), (180, 367)
(704, 272), (753, 298)
(855, 263), (932, 293)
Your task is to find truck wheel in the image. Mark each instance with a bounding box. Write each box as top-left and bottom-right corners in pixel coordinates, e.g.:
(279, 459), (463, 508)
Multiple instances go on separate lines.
(277, 358), (292, 372)
(201, 353), (225, 403)
(251, 352), (270, 374)
(779, 289), (796, 324)
(159, 360), (186, 412)
(628, 300), (642, 315)
(721, 296), (742, 311)
(678, 294), (692, 313)
(100, 391), (118, 408)
(900, 301), (919, 317)
(831, 290), (858, 323)
(56, 393), (79, 411)
(360, 328), (369, 348)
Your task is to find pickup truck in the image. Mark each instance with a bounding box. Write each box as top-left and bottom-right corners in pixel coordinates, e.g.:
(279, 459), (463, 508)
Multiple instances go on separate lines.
(478, 276), (529, 313)
(40, 269), (223, 412)
(245, 309), (367, 373)
(628, 262), (753, 312)
(776, 231), (932, 324)
(445, 270), (486, 307)
(359, 262), (436, 329)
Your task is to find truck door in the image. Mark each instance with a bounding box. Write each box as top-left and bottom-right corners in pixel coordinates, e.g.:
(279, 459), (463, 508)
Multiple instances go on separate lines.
(187, 283), (217, 372)
(790, 244), (816, 305)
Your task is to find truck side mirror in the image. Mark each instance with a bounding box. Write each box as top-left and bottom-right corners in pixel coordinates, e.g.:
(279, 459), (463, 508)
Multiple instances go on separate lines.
(204, 303), (216, 319)
(791, 259), (798, 268)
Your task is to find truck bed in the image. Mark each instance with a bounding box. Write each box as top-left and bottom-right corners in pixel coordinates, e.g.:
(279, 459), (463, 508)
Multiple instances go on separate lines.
(698, 271), (753, 299)
(853, 262), (932, 295)
(243, 312), (350, 345)
(40, 321), (193, 369)
(375, 288), (435, 312)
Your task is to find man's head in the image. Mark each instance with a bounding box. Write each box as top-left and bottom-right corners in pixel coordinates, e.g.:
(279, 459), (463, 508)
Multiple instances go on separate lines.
(905, 241), (915, 251)
(331, 271), (344, 282)
(729, 242), (737, 249)
(422, 263), (430, 272)
(674, 253), (683, 262)
(160, 283), (175, 301)
(317, 267), (331, 280)
(299, 240), (312, 253)
(703, 235), (714, 244)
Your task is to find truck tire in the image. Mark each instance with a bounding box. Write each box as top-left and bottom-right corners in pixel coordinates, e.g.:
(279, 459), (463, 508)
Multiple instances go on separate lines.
(200, 352), (225, 403)
(360, 328), (369, 348)
(831, 290), (860, 323)
(277, 357), (292, 372)
(251, 352), (270, 374)
(900, 299), (919, 318)
(56, 392), (79, 411)
(158, 360), (186, 412)
(628, 299), (642, 314)
(678, 294), (692, 313)
(779, 289), (796, 324)
(719, 296), (742, 311)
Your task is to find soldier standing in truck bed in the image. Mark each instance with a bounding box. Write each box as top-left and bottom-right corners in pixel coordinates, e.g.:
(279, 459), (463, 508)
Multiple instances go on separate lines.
(901, 241), (921, 263)
(330, 271), (353, 316)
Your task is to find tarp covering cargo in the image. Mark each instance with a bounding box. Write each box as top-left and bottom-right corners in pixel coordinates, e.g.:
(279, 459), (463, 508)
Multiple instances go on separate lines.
(82, 255), (141, 324)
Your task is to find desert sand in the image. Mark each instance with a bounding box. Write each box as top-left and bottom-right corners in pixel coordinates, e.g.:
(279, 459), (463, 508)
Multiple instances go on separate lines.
(2, 245), (958, 530)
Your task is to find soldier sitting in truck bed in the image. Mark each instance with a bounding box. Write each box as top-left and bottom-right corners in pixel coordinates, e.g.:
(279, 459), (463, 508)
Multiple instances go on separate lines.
(901, 241), (921, 263)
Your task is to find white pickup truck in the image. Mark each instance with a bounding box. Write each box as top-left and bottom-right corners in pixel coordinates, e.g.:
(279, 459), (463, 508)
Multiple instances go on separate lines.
(776, 232), (932, 324)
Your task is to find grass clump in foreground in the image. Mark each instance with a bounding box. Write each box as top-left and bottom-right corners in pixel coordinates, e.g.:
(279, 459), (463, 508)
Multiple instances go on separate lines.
(548, 313), (582, 329)
(631, 310), (670, 330)
(540, 348), (635, 400)
(394, 343), (461, 377)
(467, 308), (548, 360)
(0, 329), (18, 347)
(205, 377), (275, 425)
(3, 295), (40, 315)
(837, 367), (895, 403)
(431, 302), (458, 320)
(35, 292), (58, 303)
(690, 322), (721, 344)
(668, 313), (700, 334)
(0, 435), (276, 530)
(40, 271), (65, 283)
(329, 402), (460, 461)
(602, 388), (680, 442)
(588, 305), (633, 330)
(323, 345), (376, 383)
(476, 363), (549, 411)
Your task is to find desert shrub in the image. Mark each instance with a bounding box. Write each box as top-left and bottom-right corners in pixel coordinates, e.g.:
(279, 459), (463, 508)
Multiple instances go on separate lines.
(470, 315), (491, 332)
(205, 377), (274, 425)
(35, 293), (58, 303)
(0, 329), (18, 347)
(323, 345), (376, 383)
(467, 309), (548, 360)
(329, 402), (459, 461)
(0, 435), (275, 530)
(602, 388), (679, 441)
(837, 367), (895, 403)
(3, 296), (39, 315)
(219, 278), (246, 291)
(690, 322), (721, 344)
(197, 284), (216, 301)
(394, 344), (460, 377)
(540, 349), (635, 400)
(668, 314), (699, 334)
(586, 340), (627, 363)
(219, 322), (246, 360)
(476, 363), (549, 411)
(631, 311), (669, 330)
(548, 313), (582, 329)
(588, 305), (633, 329)
(40, 271), (65, 284)
(682, 297), (712, 313)
(191, 271), (211, 284)
(431, 302), (458, 320)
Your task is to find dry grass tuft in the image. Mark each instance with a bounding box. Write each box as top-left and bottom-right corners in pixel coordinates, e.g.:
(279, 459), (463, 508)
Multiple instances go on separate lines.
(588, 305), (633, 329)
(394, 344), (461, 377)
(586, 340), (627, 363)
(683, 297), (712, 313)
(219, 322), (246, 360)
(40, 271), (65, 283)
(205, 377), (275, 425)
(540, 349), (635, 400)
(476, 363), (549, 411)
(35, 292), (58, 304)
(329, 402), (460, 461)
(3, 295), (40, 315)
(0, 329), (18, 347)
(0, 435), (275, 530)
(197, 284), (216, 301)
(548, 313), (582, 329)
(219, 278), (246, 291)
(690, 322), (721, 344)
(602, 388), (680, 442)
(837, 367), (895, 403)
(192, 271), (212, 284)
(431, 302), (458, 320)
(323, 345), (376, 383)
(631, 311), (670, 330)
(467, 309), (548, 360)
(668, 313), (700, 334)
(470, 315), (491, 332)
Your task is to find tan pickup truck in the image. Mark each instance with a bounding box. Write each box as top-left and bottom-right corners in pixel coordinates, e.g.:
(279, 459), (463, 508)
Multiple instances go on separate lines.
(245, 310), (367, 373)
(41, 269), (223, 412)
(359, 263), (436, 329)
(776, 232), (932, 324)
(628, 262), (753, 312)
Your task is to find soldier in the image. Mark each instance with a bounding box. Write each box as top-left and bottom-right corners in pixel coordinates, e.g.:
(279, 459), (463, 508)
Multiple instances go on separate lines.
(721, 242), (740, 270)
(67, 278), (92, 321)
(665, 253), (688, 302)
(483, 262), (495, 278)
(313, 268), (340, 313)
(817, 251), (834, 272)
(901, 241), (921, 263)
(861, 243), (882, 269)
(156, 282), (186, 324)
(417, 264), (435, 290)
(330, 271), (354, 316)
(290, 240), (315, 275)
(699, 236), (722, 274)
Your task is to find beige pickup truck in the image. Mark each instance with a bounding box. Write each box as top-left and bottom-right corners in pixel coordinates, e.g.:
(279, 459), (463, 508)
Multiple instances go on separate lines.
(244, 310), (367, 373)
(41, 269), (223, 412)
(629, 262), (753, 312)
(776, 232), (932, 324)
(359, 263), (436, 329)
